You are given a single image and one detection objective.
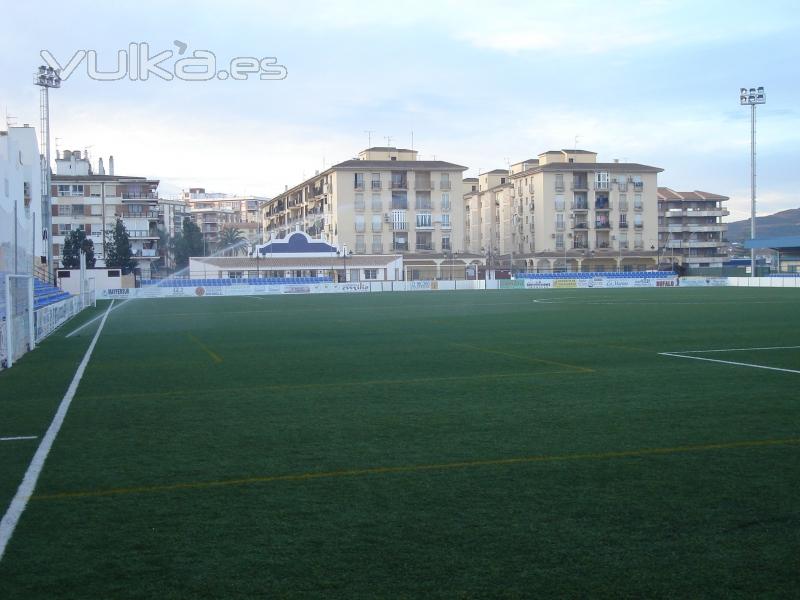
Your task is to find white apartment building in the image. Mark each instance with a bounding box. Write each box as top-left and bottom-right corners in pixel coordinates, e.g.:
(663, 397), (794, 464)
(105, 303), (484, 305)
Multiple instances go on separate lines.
(51, 151), (162, 277)
(466, 150), (664, 272)
(657, 188), (729, 268)
(184, 188), (266, 248)
(0, 125), (44, 275)
(261, 147), (467, 277)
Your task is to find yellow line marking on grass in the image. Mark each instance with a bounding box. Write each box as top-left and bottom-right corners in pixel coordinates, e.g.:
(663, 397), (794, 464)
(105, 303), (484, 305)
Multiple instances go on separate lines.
(73, 370), (584, 404)
(32, 437), (800, 502)
(450, 341), (594, 373)
(187, 334), (223, 364)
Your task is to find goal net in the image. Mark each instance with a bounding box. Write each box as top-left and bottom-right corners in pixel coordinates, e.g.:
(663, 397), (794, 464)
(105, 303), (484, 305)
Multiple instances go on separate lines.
(0, 274), (35, 369)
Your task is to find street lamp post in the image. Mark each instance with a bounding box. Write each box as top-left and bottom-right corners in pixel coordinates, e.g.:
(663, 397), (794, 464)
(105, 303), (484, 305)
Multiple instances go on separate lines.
(740, 86), (766, 278)
(336, 245), (351, 282)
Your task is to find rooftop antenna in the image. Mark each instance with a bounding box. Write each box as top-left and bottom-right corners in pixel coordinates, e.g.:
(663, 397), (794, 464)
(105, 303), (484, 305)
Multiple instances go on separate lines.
(385, 135), (393, 147)
(5, 112), (17, 127)
(574, 134), (581, 149)
(364, 130), (373, 159)
(411, 130), (414, 151)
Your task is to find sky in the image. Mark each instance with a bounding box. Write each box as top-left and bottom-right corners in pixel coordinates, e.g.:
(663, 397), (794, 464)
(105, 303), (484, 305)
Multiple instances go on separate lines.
(1, 0), (798, 221)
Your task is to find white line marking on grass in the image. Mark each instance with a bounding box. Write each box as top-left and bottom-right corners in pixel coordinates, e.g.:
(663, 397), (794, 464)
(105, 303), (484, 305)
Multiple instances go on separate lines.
(659, 352), (800, 375)
(0, 300), (114, 562)
(66, 300), (124, 338)
(665, 345), (800, 354)
(0, 436), (38, 442)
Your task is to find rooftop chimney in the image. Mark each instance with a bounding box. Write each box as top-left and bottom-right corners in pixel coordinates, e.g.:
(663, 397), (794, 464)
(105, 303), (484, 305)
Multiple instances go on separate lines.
(98, 157), (105, 175)
(109, 155), (115, 176)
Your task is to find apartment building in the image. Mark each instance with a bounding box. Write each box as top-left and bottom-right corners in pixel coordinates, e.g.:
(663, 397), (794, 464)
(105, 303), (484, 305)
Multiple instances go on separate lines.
(50, 151), (162, 277)
(463, 170), (510, 259)
(466, 149), (663, 272)
(0, 125), (44, 275)
(183, 188), (266, 248)
(261, 147), (467, 273)
(657, 188), (729, 268)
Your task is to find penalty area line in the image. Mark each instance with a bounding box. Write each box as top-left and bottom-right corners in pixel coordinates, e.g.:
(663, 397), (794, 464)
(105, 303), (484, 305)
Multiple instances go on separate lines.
(0, 436), (38, 442)
(66, 299), (124, 338)
(0, 300), (114, 562)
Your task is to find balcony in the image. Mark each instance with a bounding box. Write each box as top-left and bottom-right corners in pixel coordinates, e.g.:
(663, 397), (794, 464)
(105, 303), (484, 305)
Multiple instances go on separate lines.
(390, 179), (407, 190)
(122, 193), (158, 200)
(618, 222), (629, 229)
(571, 179), (589, 191)
(633, 182), (644, 191)
(573, 241), (589, 249)
(391, 222), (408, 231)
(633, 203), (644, 212)
(595, 200), (611, 210)
(595, 221), (611, 230)
(594, 181), (610, 191)
(415, 242), (434, 251)
(392, 242), (409, 251)
(354, 182), (365, 191)
(571, 201), (589, 211)
(371, 181), (382, 190)
(574, 222), (589, 230)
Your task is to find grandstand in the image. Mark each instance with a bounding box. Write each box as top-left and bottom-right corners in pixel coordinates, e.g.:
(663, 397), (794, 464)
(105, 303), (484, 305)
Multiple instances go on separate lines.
(516, 270), (674, 280)
(139, 276), (334, 287)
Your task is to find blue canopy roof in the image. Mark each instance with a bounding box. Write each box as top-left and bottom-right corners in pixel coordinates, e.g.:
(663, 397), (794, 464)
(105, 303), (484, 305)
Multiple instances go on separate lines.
(256, 232), (338, 256)
(744, 236), (800, 250)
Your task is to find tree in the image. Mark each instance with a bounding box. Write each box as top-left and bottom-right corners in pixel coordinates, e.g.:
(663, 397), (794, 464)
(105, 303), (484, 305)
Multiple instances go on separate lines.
(61, 229), (96, 269)
(172, 218), (205, 268)
(105, 218), (138, 274)
(218, 226), (247, 256)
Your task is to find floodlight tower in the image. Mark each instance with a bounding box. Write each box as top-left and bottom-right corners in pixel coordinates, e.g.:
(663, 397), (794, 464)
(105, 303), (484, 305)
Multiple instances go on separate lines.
(34, 65), (61, 275)
(739, 86), (765, 278)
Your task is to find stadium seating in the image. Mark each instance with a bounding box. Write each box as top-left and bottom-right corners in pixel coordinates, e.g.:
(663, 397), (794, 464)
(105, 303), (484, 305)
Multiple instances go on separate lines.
(515, 271), (674, 280)
(138, 276), (335, 287)
(0, 273), (73, 319)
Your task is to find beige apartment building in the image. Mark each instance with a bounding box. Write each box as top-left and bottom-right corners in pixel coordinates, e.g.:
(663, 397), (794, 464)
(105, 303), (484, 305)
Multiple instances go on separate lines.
(184, 188), (265, 249)
(657, 188), (729, 268)
(261, 147), (467, 277)
(50, 151), (163, 278)
(465, 150), (664, 272)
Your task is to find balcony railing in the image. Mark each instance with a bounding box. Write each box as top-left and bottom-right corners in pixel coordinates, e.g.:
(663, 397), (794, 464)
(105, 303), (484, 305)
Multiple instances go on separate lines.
(595, 201), (611, 210)
(415, 180), (432, 190)
(391, 222), (408, 231)
(573, 242), (589, 249)
(390, 180), (407, 190)
(555, 182), (565, 192)
(595, 221), (611, 229)
(633, 182), (644, 191)
(392, 243), (409, 251)
(571, 180), (589, 190)
(122, 193), (158, 200)
(439, 180), (451, 190)
(618, 222), (629, 228)
(574, 222), (588, 230)
(371, 181), (382, 190)
(354, 182), (365, 191)
(594, 181), (610, 191)
(572, 202), (589, 210)
(415, 242), (434, 251)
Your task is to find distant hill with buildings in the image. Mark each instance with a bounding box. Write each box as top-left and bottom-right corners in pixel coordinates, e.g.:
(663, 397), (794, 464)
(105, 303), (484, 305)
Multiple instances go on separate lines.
(726, 208), (800, 243)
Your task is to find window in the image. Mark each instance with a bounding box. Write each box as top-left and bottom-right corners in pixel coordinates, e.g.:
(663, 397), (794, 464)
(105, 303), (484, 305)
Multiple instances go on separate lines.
(91, 204), (102, 216)
(634, 214), (643, 228)
(391, 172), (407, 189)
(372, 214), (382, 233)
(416, 212), (432, 228)
(634, 233), (644, 249)
(634, 193), (643, 210)
(619, 213), (628, 228)
(555, 173), (564, 191)
(354, 173), (365, 190)
(555, 233), (564, 250)
(416, 231), (433, 251)
(72, 204), (84, 215)
(391, 192), (408, 210)
(415, 191), (432, 210)
(354, 193), (365, 211)
(372, 235), (383, 253)
(439, 172), (450, 190)
(58, 224), (72, 234)
(129, 204), (144, 214)
(440, 192), (450, 211)
(228, 271), (244, 279)
(554, 195), (565, 211)
(595, 171), (610, 190)
(440, 214), (451, 229)
(392, 232), (408, 251)
(441, 235), (451, 251)
(58, 204), (72, 216)
(391, 209), (408, 230)
(371, 193), (382, 212)
(555, 213), (565, 231)
(371, 173), (381, 190)
(354, 215), (365, 233)
(364, 269), (379, 280)
(355, 235), (366, 253)
(619, 232), (628, 249)
(619, 193), (628, 212)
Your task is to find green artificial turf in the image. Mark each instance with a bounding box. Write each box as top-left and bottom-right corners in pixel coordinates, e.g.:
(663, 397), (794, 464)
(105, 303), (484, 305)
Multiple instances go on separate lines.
(1, 288), (799, 598)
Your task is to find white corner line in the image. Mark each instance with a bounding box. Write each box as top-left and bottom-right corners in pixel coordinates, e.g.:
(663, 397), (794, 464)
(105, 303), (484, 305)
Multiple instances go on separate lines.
(659, 352), (800, 375)
(0, 300), (115, 562)
(0, 436), (38, 442)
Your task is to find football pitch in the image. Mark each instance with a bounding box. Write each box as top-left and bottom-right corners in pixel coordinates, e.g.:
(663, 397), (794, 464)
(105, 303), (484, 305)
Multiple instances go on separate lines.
(1, 287), (799, 598)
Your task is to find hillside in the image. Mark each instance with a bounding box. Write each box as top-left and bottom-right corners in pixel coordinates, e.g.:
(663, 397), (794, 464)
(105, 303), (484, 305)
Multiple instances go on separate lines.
(726, 208), (800, 243)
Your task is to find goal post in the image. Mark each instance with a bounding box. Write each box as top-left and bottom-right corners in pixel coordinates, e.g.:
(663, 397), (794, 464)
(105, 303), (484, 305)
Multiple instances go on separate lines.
(1, 274), (35, 369)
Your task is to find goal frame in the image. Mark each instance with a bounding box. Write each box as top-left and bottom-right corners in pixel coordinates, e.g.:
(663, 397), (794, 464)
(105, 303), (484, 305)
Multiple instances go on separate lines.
(3, 273), (35, 369)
